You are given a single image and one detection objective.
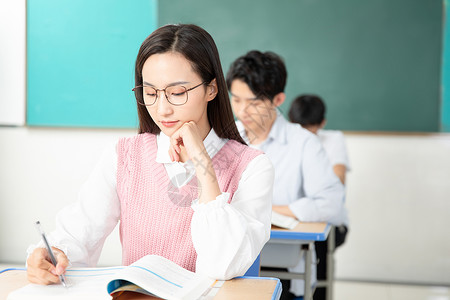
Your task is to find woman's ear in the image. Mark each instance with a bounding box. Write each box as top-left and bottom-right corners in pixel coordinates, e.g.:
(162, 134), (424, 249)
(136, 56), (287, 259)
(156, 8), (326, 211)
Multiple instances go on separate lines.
(207, 79), (218, 101)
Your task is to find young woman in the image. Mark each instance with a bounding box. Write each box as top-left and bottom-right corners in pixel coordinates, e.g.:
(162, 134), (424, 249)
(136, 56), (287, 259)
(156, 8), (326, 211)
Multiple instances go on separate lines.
(26, 24), (274, 284)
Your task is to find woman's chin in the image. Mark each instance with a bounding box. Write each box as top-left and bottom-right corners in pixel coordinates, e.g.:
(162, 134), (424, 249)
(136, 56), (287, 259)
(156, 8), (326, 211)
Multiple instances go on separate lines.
(158, 125), (180, 138)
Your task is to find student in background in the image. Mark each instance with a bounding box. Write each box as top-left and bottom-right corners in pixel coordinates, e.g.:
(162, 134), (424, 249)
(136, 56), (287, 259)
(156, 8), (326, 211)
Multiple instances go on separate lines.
(288, 94), (350, 184)
(288, 94), (350, 299)
(26, 24), (274, 285)
(227, 50), (348, 300)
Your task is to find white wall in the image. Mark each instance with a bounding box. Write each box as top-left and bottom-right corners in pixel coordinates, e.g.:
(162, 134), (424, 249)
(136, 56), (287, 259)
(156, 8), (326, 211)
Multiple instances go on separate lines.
(0, 0), (26, 125)
(1, 128), (450, 285)
(335, 133), (450, 285)
(0, 127), (131, 266)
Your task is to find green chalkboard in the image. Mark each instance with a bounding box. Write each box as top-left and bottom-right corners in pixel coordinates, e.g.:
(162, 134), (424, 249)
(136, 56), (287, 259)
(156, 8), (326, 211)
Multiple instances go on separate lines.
(159, 0), (443, 132)
(442, 0), (450, 132)
(27, 0), (157, 128)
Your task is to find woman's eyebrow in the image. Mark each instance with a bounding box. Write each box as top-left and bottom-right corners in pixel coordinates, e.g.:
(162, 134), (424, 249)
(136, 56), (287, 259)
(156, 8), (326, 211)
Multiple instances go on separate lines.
(142, 80), (190, 87)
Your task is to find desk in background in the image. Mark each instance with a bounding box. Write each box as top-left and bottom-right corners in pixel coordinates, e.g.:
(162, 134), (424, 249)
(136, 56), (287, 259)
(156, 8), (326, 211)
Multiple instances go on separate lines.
(260, 222), (334, 300)
(0, 269), (281, 300)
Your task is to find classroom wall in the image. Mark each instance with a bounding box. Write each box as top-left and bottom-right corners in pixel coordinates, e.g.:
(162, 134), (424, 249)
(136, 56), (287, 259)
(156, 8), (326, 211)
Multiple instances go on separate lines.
(335, 133), (450, 285)
(0, 0), (25, 126)
(0, 127), (128, 266)
(1, 128), (449, 285)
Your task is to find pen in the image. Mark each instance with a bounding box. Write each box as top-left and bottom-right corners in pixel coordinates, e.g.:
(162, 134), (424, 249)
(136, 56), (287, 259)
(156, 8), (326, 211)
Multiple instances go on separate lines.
(35, 221), (67, 288)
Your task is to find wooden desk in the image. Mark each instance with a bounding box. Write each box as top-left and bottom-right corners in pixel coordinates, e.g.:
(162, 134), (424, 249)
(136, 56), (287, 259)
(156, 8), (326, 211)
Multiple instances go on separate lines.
(270, 223), (330, 241)
(0, 270), (281, 300)
(260, 222), (333, 300)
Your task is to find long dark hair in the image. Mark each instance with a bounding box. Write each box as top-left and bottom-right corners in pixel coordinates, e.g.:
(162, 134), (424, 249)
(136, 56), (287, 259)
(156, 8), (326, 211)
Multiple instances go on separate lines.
(134, 24), (245, 145)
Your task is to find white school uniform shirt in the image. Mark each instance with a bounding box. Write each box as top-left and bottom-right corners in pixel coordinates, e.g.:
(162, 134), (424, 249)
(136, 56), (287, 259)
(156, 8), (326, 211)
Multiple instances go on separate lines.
(28, 129), (274, 280)
(236, 112), (348, 296)
(317, 129), (351, 171)
(236, 113), (348, 226)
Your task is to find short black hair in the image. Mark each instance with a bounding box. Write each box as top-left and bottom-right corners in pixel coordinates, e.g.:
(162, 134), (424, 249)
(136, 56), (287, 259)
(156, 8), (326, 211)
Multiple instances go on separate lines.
(288, 94), (326, 126)
(226, 50), (287, 101)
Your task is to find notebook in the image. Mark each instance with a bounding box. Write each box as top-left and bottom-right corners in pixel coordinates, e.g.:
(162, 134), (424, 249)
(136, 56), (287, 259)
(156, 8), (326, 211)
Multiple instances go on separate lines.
(7, 255), (215, 300)
(271, 211), (299, 229)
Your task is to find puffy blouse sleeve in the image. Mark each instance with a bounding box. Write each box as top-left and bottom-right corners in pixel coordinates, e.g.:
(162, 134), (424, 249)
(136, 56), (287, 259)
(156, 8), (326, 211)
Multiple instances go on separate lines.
(190, 154), (274, 280)
(27, 144), (121, 267)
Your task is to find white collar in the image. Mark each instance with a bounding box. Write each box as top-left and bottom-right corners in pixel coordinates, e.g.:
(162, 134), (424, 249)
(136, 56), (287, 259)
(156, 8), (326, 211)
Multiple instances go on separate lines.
(155, 128), (227, 164)
(237, 110), (287, 147)
(155, 128), (228, 188)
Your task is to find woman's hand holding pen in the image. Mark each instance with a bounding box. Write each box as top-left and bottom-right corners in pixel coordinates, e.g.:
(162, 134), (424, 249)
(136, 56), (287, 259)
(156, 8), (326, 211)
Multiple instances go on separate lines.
(168, 121), (221, 203)
(27, 247), (69, 285)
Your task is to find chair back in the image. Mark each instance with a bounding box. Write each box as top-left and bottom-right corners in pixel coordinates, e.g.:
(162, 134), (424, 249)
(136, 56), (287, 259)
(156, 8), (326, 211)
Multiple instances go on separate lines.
(243, 254), (260, 276)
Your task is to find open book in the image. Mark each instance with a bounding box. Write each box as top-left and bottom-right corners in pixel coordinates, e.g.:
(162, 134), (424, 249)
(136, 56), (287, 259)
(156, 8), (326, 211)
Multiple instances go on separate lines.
(271, 211), (299, 230)
(7, 255), (215, 300)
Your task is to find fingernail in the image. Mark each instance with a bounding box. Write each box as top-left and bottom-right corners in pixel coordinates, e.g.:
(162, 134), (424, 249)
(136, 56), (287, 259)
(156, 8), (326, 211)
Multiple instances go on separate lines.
(56, 266), (63, 274)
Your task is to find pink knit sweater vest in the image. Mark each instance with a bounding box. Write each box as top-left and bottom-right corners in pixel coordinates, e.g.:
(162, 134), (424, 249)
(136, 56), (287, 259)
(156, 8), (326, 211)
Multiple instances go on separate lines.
(116, 133), (262, 271)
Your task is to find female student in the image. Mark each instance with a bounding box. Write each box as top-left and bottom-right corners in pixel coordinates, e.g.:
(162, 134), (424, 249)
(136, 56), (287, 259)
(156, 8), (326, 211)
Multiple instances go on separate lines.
(26, 24), (274, 285)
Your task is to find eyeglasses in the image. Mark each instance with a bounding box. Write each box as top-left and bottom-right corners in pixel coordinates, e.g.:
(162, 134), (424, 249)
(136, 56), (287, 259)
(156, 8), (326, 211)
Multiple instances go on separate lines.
(132, 82), (206, 106)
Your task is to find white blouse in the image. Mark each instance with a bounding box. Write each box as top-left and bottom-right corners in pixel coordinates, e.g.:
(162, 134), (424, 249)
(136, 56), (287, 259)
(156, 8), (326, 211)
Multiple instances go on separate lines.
(28, 130), (274, 280)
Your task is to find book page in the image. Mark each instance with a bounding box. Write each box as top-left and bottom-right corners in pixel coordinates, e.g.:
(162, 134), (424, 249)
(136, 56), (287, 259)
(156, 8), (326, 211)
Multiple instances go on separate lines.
(108, 255), (215, 300)
(7, 267), (123, 300)
(8, 256), (214, 300)
(271, 211), (299, 229)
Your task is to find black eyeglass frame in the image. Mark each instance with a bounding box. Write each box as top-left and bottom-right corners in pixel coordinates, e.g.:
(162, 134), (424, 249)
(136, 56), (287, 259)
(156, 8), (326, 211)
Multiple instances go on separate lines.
(132, 81), (207, 106)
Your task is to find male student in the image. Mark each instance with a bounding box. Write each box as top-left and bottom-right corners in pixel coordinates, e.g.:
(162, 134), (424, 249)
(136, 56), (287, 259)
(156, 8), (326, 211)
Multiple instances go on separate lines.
(226, 50), (348, 300)
(288, 94), (350, 185)
(288, 94), (350, 299)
